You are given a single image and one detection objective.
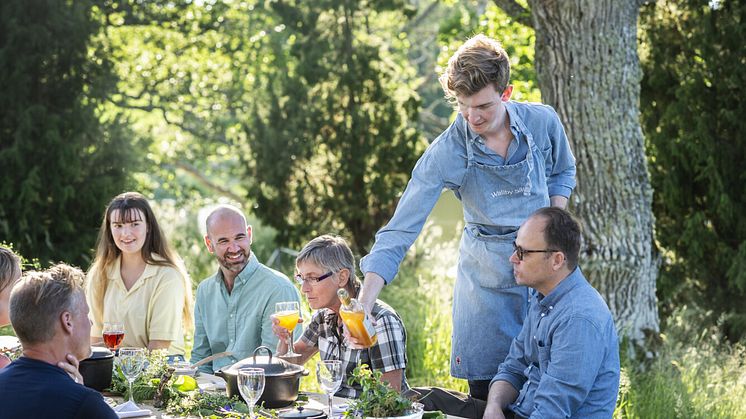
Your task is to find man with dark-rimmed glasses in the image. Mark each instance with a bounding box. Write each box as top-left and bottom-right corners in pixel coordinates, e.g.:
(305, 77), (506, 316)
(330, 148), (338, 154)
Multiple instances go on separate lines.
(484, 207), (620, 418)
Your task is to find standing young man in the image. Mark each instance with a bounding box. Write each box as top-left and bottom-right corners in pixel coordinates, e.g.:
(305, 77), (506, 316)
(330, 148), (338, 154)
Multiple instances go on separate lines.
(359, 34), (576, 398)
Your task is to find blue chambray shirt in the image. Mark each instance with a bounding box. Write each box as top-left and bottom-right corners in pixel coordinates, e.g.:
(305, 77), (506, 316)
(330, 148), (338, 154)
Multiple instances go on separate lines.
(493, 268), (621, 418)
(191, 253), (302, 373)
(360, 101), (576, 283)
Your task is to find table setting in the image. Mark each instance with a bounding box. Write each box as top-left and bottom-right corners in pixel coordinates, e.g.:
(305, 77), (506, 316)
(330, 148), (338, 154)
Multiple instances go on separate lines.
(87, 346), (449, 419)
(78, 322), (450, 419)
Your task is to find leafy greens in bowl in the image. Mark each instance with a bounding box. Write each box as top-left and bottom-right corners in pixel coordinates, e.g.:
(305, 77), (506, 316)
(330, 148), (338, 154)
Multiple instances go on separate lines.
(343, 364), (422, 419)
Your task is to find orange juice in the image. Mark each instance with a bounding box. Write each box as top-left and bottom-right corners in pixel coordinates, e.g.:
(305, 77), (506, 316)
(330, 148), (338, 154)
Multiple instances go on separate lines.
(276, 310), (300, 331)
(337, 288), (377, 347)
(339, 309), (377, 347)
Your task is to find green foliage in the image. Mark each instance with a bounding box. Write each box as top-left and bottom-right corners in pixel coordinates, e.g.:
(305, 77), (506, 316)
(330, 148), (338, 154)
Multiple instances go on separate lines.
(0, 0), (136, 267)
(103, 1), (426, 254)
(640, 0), (746, 339)
(613, 307), (746, 418)
(110, 349), (256, 417)
(150, 199), (279, 285)
(345, 364), (413, 418)
(110, 350), (175, 402)
(247, 0), (427, 253)
(436, 2), (540, 103)
(166, 391), (250, 418)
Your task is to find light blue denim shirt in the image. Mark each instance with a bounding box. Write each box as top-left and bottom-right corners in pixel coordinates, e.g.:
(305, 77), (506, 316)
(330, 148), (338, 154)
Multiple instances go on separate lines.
(493, 268), (621, 418)
(360, 101), (576, 283)
(191, 253), (302, 373)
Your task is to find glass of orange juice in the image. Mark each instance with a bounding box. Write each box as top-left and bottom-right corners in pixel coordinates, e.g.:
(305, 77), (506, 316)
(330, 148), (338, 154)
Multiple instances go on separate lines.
(275, 301), (300, 356)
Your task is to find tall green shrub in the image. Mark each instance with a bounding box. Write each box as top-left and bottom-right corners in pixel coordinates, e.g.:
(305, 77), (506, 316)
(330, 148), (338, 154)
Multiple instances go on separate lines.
(640, 0), (746, 338)
(0, 0), (135, 266)
(247, 0), (426, 253)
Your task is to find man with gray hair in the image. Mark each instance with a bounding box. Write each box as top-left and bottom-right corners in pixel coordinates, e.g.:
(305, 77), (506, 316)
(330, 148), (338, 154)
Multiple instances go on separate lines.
(191, 204), (301, 373)
(0, 264), (117, 418)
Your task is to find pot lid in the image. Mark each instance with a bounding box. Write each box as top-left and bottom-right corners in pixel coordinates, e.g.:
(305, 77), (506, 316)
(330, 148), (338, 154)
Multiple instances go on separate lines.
(279, 407), (326, 419)
(84, 346), (114, 360)
(221, 346), (305, 376)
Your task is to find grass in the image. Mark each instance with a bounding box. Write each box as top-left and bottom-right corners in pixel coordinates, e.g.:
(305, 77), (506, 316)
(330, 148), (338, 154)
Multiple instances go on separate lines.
(614, 308), (746, 418)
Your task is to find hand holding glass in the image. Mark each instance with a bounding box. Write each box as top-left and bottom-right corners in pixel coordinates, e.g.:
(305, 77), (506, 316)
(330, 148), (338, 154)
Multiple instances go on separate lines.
(118, 348), (146, 407)
(316, 360), (343, 419)
(102, 322), (124, 351)
(238, 367), (265, 419)
(275, 301), (300, 357)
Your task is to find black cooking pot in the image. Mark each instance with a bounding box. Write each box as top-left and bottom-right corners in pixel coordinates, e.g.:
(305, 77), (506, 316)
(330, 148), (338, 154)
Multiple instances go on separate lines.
(215, 346), (308, 408)
(79, 346), (114, 391)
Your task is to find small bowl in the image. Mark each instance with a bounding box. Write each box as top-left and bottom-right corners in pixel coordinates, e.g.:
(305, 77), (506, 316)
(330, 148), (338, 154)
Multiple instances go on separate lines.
(171, 361), (198, 376)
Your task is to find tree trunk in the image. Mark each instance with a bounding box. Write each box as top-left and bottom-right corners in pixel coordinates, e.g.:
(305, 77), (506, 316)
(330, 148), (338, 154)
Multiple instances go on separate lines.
(524, 0), (659, 345)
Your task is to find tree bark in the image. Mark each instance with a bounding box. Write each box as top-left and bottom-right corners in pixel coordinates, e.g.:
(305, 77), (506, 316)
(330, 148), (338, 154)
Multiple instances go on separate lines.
(517, 0), (660, 345)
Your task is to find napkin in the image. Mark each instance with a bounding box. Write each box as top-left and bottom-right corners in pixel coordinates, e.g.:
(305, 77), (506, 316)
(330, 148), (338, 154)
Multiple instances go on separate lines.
(113, 400), (152, 418)
(196, 373), (227, 392)
(332, 403), (349, 415)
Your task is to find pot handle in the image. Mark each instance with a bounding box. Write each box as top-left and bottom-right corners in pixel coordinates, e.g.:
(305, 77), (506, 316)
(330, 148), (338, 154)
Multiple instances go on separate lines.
(253, 345), (273, 363)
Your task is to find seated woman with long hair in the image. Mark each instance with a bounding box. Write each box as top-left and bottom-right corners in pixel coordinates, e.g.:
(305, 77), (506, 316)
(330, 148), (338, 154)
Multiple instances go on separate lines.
(86, 192), (193, 355)
(272, 234), (408, 397)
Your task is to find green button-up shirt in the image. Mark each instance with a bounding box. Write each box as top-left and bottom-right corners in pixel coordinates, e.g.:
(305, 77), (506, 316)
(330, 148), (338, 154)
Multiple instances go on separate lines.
(191, 253), (301, 373)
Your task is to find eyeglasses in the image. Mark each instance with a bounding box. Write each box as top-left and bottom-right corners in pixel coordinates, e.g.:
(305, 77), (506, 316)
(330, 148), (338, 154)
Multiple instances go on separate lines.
(512, 241), (558, 261)
(294, 271), (334, 285)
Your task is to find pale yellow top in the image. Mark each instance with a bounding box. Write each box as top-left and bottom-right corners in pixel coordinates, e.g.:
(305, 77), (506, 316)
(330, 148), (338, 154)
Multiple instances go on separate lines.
(86, 257), (187, 355)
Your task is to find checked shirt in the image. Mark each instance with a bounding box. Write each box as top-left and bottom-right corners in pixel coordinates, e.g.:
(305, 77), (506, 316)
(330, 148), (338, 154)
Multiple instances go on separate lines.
(300, 300), (408, 398)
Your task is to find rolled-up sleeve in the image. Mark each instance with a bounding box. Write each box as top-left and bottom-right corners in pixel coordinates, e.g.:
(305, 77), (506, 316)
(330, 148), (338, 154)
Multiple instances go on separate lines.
(544, 109), (576, 198)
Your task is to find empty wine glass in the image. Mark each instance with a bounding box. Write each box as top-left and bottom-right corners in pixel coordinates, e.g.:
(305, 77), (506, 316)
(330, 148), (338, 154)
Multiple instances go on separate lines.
(316, 360), (343, 419)
(102, 322), (124, 351)
(118, 347), (146, 407)
(238, 367), (265, 419)
(275, 301), (300, 357)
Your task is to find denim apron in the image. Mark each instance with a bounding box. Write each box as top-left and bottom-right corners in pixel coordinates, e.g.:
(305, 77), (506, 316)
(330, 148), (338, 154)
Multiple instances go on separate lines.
(450, 116), (550, 380)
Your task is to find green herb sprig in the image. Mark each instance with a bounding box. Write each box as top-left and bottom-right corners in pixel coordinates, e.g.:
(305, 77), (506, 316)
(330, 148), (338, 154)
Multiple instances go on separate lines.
(344, 364), (413, 418)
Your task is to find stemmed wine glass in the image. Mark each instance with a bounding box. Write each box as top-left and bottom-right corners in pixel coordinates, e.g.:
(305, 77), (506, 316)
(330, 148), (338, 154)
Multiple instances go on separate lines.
(238, 367), (265, 419)
(102, 322), (124, 352)
(118, 347), (146, 407)
(316, 360), (343, 419)
(275, 301), (300, 357)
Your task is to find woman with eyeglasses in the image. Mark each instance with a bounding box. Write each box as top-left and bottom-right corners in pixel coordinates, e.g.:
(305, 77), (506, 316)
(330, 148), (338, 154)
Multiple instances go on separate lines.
(271, 234), (408, 397)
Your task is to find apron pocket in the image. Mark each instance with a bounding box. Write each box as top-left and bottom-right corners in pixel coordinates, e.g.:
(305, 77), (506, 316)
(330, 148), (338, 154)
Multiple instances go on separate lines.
(462, 226), (518, 289)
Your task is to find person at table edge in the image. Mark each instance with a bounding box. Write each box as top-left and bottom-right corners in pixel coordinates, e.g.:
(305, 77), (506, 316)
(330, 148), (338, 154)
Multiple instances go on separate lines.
(0, 264), (117, 418)
(484, 207), (620, 418)
(272, 234), (408, 397)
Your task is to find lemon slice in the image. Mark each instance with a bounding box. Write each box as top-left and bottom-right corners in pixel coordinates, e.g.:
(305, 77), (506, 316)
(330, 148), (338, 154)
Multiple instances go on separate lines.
(172, 374), (198, 392)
